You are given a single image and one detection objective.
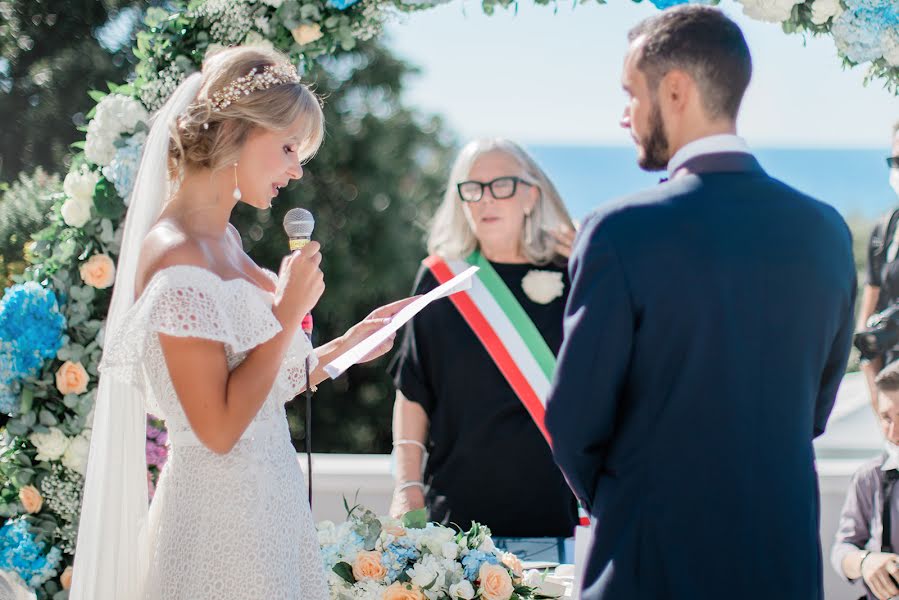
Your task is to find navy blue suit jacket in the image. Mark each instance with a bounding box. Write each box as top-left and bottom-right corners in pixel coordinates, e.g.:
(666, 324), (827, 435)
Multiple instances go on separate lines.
(545, 153), (856, 600)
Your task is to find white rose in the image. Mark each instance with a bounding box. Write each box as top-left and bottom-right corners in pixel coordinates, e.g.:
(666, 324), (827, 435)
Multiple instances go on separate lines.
(62, 432), (91, 475)
(737, 0), (802, 23)
(478, 536), (495, 553)
(84, 126), (117, 167)
(63, 166), (100, 205)
(809, 0), (842, 24)
(422, 527), (456, 555)
(522, 570), (543, 588)
(260, 0), (284, 6)
(60, 196), (92, 228)
(449, 580), (475, 599)
(29, 427), (69, 462)
(521, 270), (565, 305)
(408, 560), (439, 589)
(442, 541), (459, 560)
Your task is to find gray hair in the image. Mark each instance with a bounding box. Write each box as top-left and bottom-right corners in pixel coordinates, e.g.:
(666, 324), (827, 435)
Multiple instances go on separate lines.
(427, 138), (574, 265)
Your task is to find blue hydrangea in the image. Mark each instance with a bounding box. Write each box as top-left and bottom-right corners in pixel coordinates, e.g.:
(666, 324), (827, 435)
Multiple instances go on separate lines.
(0, 519), (63, 588)
(461, 549), (499, 581)
(0, 283), (66, 414)
(382, 543), (420, 582)
(102, 131), (146, 203)
(327, 0), (360, 9)
(649, 0), (715, 9)
(832, 0), (899, 63)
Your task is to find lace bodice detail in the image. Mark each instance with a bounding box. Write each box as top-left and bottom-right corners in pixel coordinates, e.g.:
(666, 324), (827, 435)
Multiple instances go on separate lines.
(100, 264), (317, 436)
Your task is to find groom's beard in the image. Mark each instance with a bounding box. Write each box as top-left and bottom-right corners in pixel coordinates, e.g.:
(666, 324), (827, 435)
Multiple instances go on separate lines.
(637, 102), (670, 172)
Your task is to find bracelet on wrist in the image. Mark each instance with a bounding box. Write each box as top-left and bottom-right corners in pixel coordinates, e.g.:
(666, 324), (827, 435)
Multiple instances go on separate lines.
(395, 481), (425, 493)
(859, 550), (874, 575)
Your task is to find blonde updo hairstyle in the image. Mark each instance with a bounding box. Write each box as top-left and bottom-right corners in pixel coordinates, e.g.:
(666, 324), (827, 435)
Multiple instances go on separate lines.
(168, 46), (324, 180)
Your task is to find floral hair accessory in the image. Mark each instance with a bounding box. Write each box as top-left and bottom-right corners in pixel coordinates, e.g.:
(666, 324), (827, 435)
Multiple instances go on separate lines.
(209, 62), (301, 111)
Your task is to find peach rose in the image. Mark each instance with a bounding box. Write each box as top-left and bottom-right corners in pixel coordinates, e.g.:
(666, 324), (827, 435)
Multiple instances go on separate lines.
(501, 552), (523, 578)
(382, 582), (425, 600)
(79, 254), (116, 289)
(352, 550), (387, 582)
(18, 485), (42, 514)
(55, 361), (89, 395)
(60, 566), (73, 590)
(382, 522), (406, 537)
(291, 23), (323, 46)
(478, 563), (514, 600)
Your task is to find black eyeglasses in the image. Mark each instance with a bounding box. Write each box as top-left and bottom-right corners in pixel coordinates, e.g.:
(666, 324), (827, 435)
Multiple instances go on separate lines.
(456, 176), (534, 203)
(888, 156), (899, 169)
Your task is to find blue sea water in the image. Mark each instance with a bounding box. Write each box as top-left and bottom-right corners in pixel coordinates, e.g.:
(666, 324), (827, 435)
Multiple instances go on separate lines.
(527, 145), (896, 222)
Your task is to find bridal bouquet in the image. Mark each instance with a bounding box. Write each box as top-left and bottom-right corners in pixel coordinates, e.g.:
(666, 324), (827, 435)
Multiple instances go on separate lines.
(318, 506), (559, 600)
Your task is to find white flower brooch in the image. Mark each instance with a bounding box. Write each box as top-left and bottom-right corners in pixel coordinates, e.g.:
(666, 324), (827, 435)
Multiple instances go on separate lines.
(521, 270), (565, 304)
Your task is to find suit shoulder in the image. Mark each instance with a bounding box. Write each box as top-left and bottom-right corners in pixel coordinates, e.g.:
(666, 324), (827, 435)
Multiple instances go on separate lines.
(579, 181), (691, 243)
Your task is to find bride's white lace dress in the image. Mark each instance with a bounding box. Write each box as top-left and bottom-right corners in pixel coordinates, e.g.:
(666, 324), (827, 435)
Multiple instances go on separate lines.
(100, 265), (329, 600)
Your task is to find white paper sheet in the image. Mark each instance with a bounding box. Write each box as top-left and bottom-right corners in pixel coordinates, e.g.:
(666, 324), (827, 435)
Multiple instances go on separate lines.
(322, 266), (479, 379)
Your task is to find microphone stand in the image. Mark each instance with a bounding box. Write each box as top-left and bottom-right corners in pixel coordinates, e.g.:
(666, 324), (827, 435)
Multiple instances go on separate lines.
(305, 351), (313, 507)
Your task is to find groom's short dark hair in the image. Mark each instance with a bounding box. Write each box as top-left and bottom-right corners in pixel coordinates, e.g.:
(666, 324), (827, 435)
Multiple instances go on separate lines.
(628, 5), (752, 121)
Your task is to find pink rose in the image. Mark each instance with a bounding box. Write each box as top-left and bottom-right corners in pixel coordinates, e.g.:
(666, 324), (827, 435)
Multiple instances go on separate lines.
(60, 566), (73, 590)
(18, 485), (43, 514)
(79, 254), (116, 289)
(382, 582), (425, 600)
(352, 550), (387, 582)
(55, 361), (89, 395)
(478, 563), (514, 600)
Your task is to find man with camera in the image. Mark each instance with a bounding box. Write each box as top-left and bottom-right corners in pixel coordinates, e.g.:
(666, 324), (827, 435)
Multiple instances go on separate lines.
(856, 123), (899, 411)
(832, 361), (899, 600)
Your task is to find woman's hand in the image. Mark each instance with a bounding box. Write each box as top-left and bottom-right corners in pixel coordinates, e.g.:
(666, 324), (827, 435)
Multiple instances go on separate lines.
(549, 224), (576, 258)
(339, 296), (420, 364)
(273, 241), (325, 330)
(389, 485), (425, 519)
(862, 552), (899, 599)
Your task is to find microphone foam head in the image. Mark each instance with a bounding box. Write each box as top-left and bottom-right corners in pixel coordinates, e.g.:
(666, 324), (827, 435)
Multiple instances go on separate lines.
(283, 207), (315, 239)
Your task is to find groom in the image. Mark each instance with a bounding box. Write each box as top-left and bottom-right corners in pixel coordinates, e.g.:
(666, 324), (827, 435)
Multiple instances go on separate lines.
(545, 6), (856, 600)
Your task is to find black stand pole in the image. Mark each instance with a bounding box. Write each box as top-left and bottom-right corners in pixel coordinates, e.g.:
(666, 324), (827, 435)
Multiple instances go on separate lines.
(305, 355), (313, 507)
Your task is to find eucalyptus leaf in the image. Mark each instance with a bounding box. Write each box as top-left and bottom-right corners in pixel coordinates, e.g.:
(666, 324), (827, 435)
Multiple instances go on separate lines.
(39, 409), (58, 427)
(402, 508), (427, 529)
(332, 562), (356, 585)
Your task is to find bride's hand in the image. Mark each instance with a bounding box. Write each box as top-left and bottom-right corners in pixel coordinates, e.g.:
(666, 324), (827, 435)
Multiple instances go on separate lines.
(339, 296), (420, 364)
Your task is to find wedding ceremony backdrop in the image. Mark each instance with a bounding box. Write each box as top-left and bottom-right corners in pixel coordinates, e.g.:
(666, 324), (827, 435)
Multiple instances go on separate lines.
(0, 0), (897, 596)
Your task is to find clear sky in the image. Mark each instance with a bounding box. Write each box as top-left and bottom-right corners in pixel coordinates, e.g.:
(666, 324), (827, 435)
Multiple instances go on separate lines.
(384, 0), (899, 148)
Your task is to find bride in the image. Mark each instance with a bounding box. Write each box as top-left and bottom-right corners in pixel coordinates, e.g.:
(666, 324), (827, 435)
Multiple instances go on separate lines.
(70, 46), (409, 599)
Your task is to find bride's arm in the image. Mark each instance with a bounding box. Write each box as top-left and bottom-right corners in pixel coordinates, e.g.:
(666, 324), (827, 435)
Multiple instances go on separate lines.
(306, 296), (420, 388)
(156, 241), (324, 455)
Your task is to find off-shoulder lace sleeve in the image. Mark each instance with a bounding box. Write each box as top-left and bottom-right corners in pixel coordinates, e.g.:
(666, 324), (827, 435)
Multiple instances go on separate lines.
(100, 265), (283, 382)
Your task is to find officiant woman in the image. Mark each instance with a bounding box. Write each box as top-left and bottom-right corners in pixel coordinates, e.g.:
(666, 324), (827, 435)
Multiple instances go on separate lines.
(388, 138), (579, 562)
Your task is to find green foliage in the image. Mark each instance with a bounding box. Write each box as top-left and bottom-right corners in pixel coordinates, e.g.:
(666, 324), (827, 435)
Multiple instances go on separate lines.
(0, 0), (144, 182)
(0, 168), (60, 288)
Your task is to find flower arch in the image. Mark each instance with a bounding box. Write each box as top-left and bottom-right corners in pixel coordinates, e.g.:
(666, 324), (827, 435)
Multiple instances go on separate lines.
(0, 0), (895, 596)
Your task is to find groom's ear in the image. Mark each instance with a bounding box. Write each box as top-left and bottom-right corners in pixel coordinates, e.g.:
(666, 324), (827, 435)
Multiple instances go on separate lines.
(658, 70), (694, 115)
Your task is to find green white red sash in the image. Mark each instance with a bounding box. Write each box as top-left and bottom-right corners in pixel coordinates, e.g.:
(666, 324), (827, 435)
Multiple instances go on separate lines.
(424, 251), (590, 526)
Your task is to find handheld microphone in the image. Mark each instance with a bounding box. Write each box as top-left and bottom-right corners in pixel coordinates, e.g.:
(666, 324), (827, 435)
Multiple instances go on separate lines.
(283, 207), (316, 507)
(283, 208), (315, 334)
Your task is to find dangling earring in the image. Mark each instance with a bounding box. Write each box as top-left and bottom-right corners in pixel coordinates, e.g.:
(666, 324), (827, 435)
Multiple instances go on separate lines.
(524, 209), (533, 246)
(232, 163), (242, 201)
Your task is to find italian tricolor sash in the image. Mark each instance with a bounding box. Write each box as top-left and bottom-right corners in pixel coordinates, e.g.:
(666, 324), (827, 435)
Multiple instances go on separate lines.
(424, 251), (590, 526)
(424, 251), (555, 444)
